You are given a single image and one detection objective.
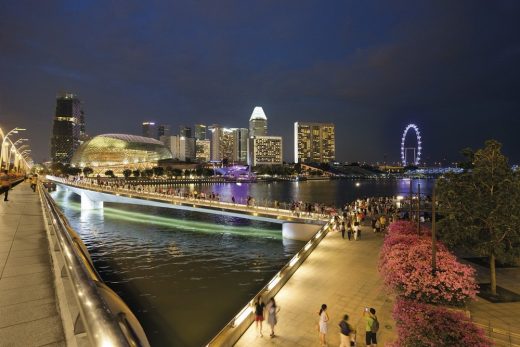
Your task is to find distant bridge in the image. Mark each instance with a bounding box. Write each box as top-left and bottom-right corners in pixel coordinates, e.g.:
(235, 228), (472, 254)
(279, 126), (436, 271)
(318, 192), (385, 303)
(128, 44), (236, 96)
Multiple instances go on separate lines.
(47, 176), (326, 228)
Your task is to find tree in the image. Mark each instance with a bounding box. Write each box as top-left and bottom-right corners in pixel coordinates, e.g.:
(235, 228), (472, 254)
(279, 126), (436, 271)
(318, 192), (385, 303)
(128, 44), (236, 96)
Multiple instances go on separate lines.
(132, 169), (140, 178)
(105, 170), (115, 178)
(122, 169), (132, 179)
(144, 168), (154, 178)
(153, 166), (164, 177)
(83, 167), (94, 177)
(165, 166), (174, 178)
(66, 167), (82, 176)
(437, 140), (520, 296)
(51, 162), (65, 175)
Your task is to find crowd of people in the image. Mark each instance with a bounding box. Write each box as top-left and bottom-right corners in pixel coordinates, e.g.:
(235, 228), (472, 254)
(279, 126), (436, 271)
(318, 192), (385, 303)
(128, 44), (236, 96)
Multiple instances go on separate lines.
(253, 296), (380, 346)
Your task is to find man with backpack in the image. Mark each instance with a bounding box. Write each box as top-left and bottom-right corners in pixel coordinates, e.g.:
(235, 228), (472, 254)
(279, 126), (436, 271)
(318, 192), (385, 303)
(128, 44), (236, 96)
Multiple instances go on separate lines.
(339, 314), (356, 346)
(364, 307), (379, 347)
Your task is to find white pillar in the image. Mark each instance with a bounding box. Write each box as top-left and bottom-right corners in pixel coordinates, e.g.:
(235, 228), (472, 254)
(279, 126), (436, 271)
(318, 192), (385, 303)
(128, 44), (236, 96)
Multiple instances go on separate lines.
(282, 223), (321, 241)
(81, 191), (103, 210)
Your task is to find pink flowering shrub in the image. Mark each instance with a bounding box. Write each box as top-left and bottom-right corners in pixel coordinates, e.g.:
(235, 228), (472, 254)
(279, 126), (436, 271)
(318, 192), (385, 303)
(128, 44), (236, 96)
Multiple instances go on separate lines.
(380, 222), (477, 306)
(388, 298), (492, 347)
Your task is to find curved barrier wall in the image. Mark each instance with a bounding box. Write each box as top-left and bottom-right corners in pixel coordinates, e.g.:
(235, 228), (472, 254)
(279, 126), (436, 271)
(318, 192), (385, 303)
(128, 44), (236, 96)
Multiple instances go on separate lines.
(39, 182), (150, 347)
(206, 217), (334, 346)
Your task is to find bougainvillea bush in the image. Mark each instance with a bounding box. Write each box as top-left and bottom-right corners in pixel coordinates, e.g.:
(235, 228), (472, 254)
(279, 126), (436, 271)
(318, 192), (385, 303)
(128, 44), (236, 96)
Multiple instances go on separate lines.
(380, 222), (478, 306)
(388, 298), (492, 347)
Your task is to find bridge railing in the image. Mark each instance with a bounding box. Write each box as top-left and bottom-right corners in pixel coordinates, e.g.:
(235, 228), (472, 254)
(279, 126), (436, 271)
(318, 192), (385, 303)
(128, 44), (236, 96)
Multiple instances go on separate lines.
(48, 176), (331, 222)
(38, 182), (151, 347)
(205, 216), (335, 347)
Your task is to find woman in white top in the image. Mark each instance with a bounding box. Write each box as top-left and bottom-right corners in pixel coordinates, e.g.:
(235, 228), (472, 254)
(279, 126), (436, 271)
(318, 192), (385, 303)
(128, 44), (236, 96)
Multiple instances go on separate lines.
(318, 304), (329, 346)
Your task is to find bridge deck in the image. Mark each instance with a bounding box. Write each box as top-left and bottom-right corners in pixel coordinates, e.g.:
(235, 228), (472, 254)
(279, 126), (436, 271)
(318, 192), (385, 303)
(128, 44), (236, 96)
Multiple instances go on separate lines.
(235, 224), (396, 347)
(51, 178), (328, 225)
(0, 182), (65, 346)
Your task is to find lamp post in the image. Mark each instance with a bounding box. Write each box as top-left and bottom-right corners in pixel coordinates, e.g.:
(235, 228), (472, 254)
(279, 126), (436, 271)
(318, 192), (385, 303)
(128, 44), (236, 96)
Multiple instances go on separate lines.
(1, 128), (26, 170)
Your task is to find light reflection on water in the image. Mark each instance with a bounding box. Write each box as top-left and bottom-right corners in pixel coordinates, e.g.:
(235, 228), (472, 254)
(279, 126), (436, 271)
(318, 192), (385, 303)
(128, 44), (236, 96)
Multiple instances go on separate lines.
(51, 190), (303, 347)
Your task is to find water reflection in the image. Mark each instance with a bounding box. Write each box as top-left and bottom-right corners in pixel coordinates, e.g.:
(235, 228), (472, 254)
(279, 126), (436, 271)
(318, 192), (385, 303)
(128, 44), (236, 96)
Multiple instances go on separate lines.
(51, 190), (302, 346)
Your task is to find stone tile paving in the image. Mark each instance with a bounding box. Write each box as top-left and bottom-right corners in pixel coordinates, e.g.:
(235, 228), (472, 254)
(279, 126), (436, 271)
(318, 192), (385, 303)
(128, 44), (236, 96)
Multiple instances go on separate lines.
(0, 182), (64, 346)
(235, 225), (396, 347)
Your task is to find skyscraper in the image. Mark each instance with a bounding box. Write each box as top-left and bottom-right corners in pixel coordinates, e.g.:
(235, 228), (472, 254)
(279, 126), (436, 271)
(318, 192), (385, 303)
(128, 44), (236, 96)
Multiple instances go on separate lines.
(249, 136), (283, 166)
(209, 124), (222, 161)
(179, 125), (192, 138)
(158, 124), (171, 139)
(142, 122), (156, 138)
(51, 92), (83, 163)
(249, 106), (268, 137)
(294, 122), (335, 163)
(232, 128), (248, 163)
(194, 124), (207, 141)
(196, 139), (211, 162)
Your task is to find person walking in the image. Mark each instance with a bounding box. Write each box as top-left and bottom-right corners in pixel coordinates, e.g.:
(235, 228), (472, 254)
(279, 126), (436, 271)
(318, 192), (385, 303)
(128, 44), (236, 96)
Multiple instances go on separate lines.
(266, 298), (280, 337)
(347, 222), (352, 241)
(254, 297), (265, 337)
(340, 221), (346, 239)
(30, 174), (38, 192)
(1, 171), (10, 202)
(364, 308), (379, 347)
(339, 314), (356, 347)
(318, 304), (329, 346)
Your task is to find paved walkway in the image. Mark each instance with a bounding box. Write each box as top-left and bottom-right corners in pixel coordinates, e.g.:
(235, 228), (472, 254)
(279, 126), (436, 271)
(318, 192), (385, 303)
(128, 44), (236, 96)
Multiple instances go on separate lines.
(0, 182), (65, 346)
(235, 225), (396, 347)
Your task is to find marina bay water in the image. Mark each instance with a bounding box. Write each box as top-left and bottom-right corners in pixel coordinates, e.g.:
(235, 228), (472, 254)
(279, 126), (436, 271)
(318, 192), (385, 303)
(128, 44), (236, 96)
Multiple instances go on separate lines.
(171, 178), (434, 207)
(50, 178), (432, 346)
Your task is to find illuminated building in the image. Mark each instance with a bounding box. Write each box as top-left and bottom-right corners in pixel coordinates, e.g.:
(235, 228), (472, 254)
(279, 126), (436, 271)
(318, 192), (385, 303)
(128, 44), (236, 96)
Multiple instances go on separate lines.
(162, 135), (196, 161)
(142, 122), (156, 138)
(51, 92), (83, 163)
(209, 124), (222, 161)
(250, 136), (283, 166)
(71, 134), (172, 172)
(249, 106), (267, 137)
(232, 128), (248, 163)
(196, 139), (211, 162)
(294, 122), (335, 163)
(194, 124), (207, 140)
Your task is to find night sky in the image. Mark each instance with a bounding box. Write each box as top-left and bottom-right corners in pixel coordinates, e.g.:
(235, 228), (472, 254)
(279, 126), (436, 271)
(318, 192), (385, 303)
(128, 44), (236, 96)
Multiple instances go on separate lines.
(1, 1), (519, 164)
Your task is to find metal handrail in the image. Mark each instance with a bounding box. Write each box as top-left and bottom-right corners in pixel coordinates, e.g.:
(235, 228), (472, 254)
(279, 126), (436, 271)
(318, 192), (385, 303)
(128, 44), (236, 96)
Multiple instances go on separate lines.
(39, 183), (150, 347)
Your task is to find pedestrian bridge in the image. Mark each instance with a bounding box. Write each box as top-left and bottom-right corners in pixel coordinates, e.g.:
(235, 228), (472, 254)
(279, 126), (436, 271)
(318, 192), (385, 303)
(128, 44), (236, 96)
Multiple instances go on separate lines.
(46, 176), (326, 241)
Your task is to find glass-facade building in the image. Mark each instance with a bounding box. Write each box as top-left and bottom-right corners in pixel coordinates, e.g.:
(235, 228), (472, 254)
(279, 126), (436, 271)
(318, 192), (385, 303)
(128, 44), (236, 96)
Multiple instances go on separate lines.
(294, 122), (335, 163)
(71, 134), (172, 172)
(142, 122), (156, 139)
(249, 106), (268, 137)
(194, 124), (207, 141)
(51, 92), (83, 164)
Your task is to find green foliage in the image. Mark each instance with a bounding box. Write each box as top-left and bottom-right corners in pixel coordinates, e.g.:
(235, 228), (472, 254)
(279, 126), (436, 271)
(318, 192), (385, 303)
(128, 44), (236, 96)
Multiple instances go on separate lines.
(437, 140), (520, 294)
(51, 162), (65, 175)
(83, 167), (94, 177)
(104, 170), (115, 178)
(144, 169), (154, 178)
(66, 167), (82, 176)
(122, 169), (132, 178)
(132, 170), (140, 178)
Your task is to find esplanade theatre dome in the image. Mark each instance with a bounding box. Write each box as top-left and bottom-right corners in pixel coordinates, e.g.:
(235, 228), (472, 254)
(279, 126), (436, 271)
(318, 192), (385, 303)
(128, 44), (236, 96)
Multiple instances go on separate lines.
(71, 134), (172, 169)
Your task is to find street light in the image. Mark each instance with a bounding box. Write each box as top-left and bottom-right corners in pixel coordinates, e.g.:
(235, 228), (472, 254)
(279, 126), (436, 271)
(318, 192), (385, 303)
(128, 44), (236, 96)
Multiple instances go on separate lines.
(1, 127), (26, 170)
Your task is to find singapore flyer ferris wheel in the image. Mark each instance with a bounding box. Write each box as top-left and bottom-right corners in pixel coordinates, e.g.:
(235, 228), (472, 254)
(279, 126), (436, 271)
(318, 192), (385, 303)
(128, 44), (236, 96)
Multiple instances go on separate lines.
(400, 124), (422, 166)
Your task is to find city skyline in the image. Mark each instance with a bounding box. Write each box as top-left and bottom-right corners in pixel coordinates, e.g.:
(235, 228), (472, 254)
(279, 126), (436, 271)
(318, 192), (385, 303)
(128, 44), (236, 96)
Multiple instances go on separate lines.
(1, 2), (520, 164)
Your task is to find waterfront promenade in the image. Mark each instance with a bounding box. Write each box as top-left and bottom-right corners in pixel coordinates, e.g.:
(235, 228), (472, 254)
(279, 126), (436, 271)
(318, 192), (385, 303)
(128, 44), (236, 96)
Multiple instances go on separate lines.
(235, 224), (396, 347)
(0, 182), (65, 346)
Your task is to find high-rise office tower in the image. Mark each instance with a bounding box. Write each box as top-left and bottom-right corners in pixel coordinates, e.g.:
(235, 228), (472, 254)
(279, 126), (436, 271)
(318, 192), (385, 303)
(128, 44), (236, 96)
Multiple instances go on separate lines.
(195, 139), (211, 162)
(249, 106), (268, 137)
(158, 124), (171, 139)
(51, 92), (83, 163)
(179, 125), (192, 138)
(294, 122), (335, 163)
(163, 135), (196, 162)
(232, 128), (249, 163)
(249, 136), (283, 166)
(194, 124), (207, 141)
(142, 122), (156, 138)
(209, 124), (222, 161)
